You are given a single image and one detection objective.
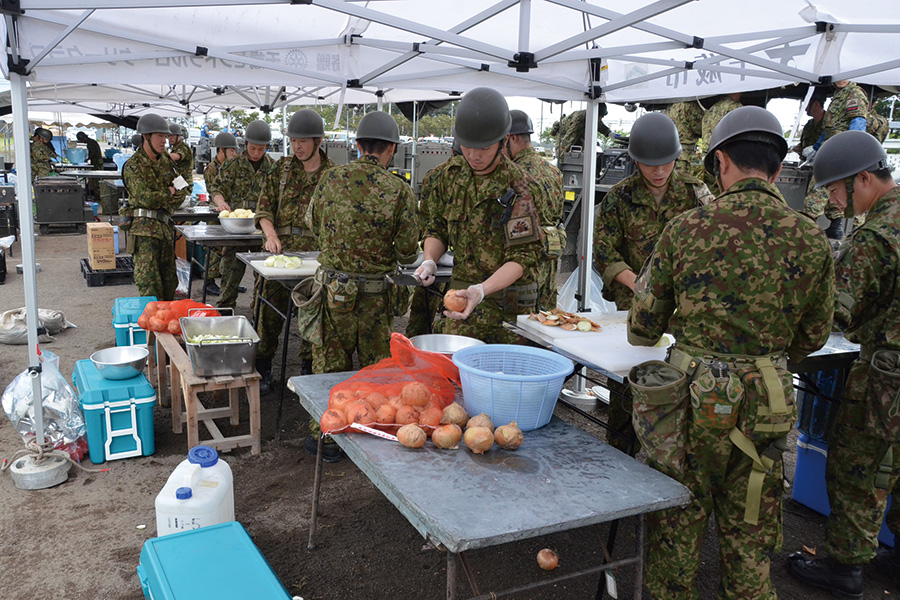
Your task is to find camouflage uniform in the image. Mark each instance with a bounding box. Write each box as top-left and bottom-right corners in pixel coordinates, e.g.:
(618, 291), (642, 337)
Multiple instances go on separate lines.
(629, 177), (834, 599)
(202, 159), (224, 281)
(868, 112), (890, 144)
(169, 139), (193, 206)
(254, 149), (336, 361)
(512, 146), (564, 310)
(209, 151), (274, 308)
(824, 187), (900, 565)
(30, 141), (55, 181)
(667, 102), (704, 175)
(122, 147), (182, 300)
(700, 97), (742, 155)
(305, 154), (419, 373)
(423, 154), (545, 344)
(795, 116), (837, 222)
(84, 138), (103, 170)
(552, 107), (611, 160)
(798, 116), (826, 151)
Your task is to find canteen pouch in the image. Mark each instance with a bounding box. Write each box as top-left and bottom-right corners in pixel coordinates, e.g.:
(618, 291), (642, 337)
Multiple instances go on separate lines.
(541, 225), (565, 258)
(689, 365), (744, 430)
(865, 350), (900, 441)
(291, 276), (325, 346)
(629, 360), (689, 477)
(325, 275), (359, 313)
(737, 359), (795, 441)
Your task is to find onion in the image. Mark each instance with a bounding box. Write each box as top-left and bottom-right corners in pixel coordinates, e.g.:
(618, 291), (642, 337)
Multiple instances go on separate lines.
(466, 413), (494, 432)
(537, 549), (559, 570)
(440, 402), (469, 427)
(344, 400), (376, 425)
(375, 404), (396, 425)
(463, 426), (494, 454)
(432, 424), (462, 449)
(329, 389), (358, 412)
(443, 290), (467, 312)
(319, 409), (347, 433)
(418, 405), (442, 429)
(494, 421), (524, 450)
(395, 405), (421, 425)
(397, 424), (427, 448)
(361, 391), (389, 410)
(400, 381), (432, 407)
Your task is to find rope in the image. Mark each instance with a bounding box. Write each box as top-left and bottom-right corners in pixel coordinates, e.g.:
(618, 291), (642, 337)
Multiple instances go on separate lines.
(1, 437), (109, 474)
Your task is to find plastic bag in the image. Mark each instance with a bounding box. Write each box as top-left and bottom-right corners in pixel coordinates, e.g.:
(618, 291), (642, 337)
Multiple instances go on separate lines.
(321, 333), (461, 435)
(0, 307), (77, 345)
(557, 267), (617, 314)
(175, 257), (192, 296)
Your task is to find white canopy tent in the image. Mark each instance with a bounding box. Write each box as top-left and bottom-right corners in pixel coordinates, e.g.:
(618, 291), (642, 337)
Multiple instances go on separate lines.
(3, 0), (900, 448)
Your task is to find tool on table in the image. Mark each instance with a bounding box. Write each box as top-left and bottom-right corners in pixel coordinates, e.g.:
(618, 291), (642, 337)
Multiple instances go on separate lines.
(386, 273), (445, 298)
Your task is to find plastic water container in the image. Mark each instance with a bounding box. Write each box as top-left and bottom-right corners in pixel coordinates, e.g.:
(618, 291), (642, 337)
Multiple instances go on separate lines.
(113, 152), (132, 173)
(155, 445), (234, 537)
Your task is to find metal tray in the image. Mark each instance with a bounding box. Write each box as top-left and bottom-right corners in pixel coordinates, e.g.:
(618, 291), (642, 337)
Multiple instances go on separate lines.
(179, 315), (260, 376)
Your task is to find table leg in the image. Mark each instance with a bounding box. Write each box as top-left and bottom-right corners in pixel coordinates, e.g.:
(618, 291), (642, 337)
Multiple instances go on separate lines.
(307, 435), (325, 550)
(229, 387), (240, 426)
(248, 380), (261, 455)
(147, 333), (161, 404)
(275, 298), (293, 433)
(157, 336), (171, 408)
(186, 388), (200, 449)
(171, 361), (183, 434)
(446, 552), (458, 600)
(200, 244), (209, 304)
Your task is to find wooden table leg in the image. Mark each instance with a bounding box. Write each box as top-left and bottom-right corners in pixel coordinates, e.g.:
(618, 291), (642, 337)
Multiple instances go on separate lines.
(248, 380), (261, 455)
(171, 357), (183, 434)
(186, 388), (200, 449)
(158, 338), (171, 408)
(229, 387), (240, 426)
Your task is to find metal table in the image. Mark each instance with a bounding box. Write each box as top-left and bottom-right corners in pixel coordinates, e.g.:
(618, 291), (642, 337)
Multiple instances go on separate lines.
(63, 169), (124, 180)
(174, 224), (263, 303)
(289, 372), (690, 600)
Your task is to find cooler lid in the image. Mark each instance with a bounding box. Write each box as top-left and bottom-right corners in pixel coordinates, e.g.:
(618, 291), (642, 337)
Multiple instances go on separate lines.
(74, 360), (156, 407)
(188, 445), (218, 468)
(112, 296), (157, 325)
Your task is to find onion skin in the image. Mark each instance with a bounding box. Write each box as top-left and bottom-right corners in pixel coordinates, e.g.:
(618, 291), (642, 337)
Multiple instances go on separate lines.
(320, 409), (347, 434)
(463, 426), (494, 454)
(400, 382), (432, 407)
(432, 424), (462, 449)
(395, 405), (421, 425)
(537, 549), (559, 570)
(494, 421), (524, 450)
(361, 391), (389, 410)
(330, 389), (358, 413)
(397, 424), (427, 448)
(466, 413), (494, 433)
(344, 400), (376, 425)
(440, 402), (469, 427)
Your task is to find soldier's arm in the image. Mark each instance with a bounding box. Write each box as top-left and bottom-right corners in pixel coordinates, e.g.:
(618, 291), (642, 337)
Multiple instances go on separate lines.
(627, 227), (675, 346)
(833, 230), (894, 338)
(787, 241), (835, 362)
(421, 169), (450, 249)
(393, 186), (420, 264)
(210, 159), (234, 211)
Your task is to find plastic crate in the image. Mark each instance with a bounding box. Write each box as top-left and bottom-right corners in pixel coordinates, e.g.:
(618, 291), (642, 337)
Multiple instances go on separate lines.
(792, 433), (894, 548)
(452, 345), (574, 431)
(80, 256), (134, 287)
(112, 296), (157, 347)
(73, 359), (155, 463)
(137, 521), (291, 600)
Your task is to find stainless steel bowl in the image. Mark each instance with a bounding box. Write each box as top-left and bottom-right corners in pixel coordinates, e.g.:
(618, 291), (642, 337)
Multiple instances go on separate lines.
(90, 346), (149, 380)
(409, 334), (485, 356)
(218, 217), (256, 235)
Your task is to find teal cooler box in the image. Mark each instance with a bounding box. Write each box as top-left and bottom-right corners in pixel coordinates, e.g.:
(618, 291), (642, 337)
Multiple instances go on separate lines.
(793, 433), (895, 547)
(113, 296), (156, 347)
(73, 359), (155, 463)
(137, 521), (291, 600)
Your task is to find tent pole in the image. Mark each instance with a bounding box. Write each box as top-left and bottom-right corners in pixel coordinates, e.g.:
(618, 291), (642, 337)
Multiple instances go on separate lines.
(9, 71), (46, 448)
(578, 100), (599, 312)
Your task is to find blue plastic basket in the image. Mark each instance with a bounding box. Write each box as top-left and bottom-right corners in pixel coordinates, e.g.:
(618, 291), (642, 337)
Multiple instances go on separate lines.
(452, 345), (574, 431)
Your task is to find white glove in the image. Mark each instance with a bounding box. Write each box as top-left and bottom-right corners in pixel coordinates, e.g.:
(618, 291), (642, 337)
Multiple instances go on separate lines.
(467, 283), (485, 307)
(414, 259), (437, 285)
(801, 146), (815, 158)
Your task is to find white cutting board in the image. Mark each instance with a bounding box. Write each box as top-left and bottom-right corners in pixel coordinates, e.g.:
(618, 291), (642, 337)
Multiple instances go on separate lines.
(250, 259), (320, 279)
(553, 324), (673, 378)
(516, 311), (626, 345)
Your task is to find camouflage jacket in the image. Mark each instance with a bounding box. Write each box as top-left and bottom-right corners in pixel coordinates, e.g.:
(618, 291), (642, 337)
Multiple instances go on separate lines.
(553, 107), (611, 159)
(628, 177), (834, 363)
(203, 159), (222, 194)
(85, 139), (103, 170)
(700, 97), (742, 153)
(419, 158), (453, 241)
(594, 170), (713, 309)
(834, 187), (900, 352)
(121, 147), (181, 240)
(824, 81), (869, 140)
(512, 146), (563, 227)
(306, 155), (419, 274)
(867, 112), (890, 144)
(169, 140), (193, 181)
(31, 141), (55, 180)
(799, 117), (826, 150)
(667, 101), (704, 147)
(257, 149), (336, 252)
(210, 151), (275, 210)
(422, 154), (544, 286)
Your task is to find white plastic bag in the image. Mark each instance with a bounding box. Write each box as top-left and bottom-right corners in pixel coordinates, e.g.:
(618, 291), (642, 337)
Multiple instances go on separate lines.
(0, 307), (76, 345)
(175, 257), (192, 296)
(557, 266), (617, 314)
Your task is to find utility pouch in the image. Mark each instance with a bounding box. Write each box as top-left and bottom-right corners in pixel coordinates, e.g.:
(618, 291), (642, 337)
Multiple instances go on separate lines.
(629, 360), (690, 477)
(325, 275), (359, 313)
(689, 361), (744, 430)
(541, 225), (564, 257)
(125, 233), (135, 255)
(738, 358), (795, 441)
(865, 350), (900, 441)
(291, 276), (325, 346)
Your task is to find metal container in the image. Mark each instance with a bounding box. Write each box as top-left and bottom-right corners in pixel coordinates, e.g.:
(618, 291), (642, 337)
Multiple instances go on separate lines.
(409, 334), (485, 357)
(91, 346), (150, 380)
(218, 217), (256, 235)
(179, 316), (260, 376)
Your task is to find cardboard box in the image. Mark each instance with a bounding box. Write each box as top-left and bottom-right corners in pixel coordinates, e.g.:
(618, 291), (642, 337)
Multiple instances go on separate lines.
(87, 222), (116, 270)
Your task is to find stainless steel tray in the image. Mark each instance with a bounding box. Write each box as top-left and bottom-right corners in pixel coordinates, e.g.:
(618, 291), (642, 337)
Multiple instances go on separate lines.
(179, 315), (260, 376)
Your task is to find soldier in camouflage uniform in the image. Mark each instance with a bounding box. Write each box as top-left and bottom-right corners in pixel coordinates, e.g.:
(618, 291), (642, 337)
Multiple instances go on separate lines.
(202, 132), (238, 294)
(209, 120), (274, 309)
(121, 114), (183, 300)
(699, 93), (742, 155)
(255, 109), (336, 382)
(867, 103), (890, 144)
(788, 131), (900, 598)
(167, 123), (193, 207)
(305, 111), (418, 373)
(551, 105), (611, 160)
(791, 94), (826, 156)
(629, 106), (834, 599)
(505, 109), (565, 310)
(416, 88), (545, 344)
(30, 128), (56, 182)
(666, 101), (704, 175)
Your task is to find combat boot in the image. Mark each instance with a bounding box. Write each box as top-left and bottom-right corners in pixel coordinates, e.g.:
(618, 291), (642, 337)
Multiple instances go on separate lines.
(872, 545), (900, 590)
(824, 218), (845, 240)
(255, 357), (273, 395)
(787, 553), (862, 600)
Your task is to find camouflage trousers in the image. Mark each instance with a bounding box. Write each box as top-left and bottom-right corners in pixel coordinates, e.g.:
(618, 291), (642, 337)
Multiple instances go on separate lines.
(218, 246), (256, 309)
(406, 282), (447, 339)
(645, 412), (783, 600)
(256, 279), (310, 362)
(206, 247), (221, 280)
(312, 292), (392, 374)
(824, 359), (900, 564)
(133, 235), (177, 301)
(537, 261), (558, 312)
(435, 298), (526, 345)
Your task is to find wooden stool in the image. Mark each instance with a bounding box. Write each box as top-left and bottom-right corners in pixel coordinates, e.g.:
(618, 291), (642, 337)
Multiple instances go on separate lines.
(148, 331), (261, 455)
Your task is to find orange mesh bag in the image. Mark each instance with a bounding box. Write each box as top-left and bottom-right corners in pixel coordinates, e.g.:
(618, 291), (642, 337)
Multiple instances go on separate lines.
(137, 299), (219, 333)
(320, 333), (461, 436)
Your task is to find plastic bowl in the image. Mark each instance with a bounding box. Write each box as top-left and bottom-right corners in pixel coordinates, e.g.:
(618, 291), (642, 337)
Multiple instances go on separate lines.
(90, 346), (149, 380)
(409, 334), (484, 357)
(219, 217), (256, 235)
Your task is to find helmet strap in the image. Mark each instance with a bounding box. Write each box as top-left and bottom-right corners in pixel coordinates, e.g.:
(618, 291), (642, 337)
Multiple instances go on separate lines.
(144, 134), (160, 161)
(471, 145), (503, 176)
(843, 176), (856, 219)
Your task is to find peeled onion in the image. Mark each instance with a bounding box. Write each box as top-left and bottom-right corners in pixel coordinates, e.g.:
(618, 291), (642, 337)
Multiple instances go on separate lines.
(375, 404), (396, 425)
(443, 290), (467, 312)
(418, 405), (442, 429)
(431, 424), (462, 449)
(395, 405), (421, 425)
(440, 402), (469, 427)
(494, 421), (524, 450)
(397, 424), (427, 448)
(319, 409), (347, 433)
(537, 548), (559, 570)
(466, 413), (494, 432)
(400, 381), (432, 407)
(463, 426), (494, 454)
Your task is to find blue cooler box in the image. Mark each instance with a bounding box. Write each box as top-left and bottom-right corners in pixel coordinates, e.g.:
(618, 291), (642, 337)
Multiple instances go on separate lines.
(113, 296), (156, 347)
(793, 433), (895, 547)
(137, 521), (291, 600)
(73, 359), (156, 464)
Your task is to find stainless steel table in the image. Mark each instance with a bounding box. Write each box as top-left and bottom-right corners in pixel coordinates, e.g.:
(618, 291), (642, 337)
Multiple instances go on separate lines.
(175, 224), (263, 303)
(289, 372), (690, 600)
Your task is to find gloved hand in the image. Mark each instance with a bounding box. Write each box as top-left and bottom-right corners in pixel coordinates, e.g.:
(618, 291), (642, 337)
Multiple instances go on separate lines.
(414, 259), (437, 285)
(467, 283), (485, 307)
(801, 146), (815, 159)
(445, 283), (484, 320)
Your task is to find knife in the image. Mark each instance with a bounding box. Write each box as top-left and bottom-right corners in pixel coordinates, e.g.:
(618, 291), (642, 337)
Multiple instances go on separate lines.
(386, 273), (445, 298)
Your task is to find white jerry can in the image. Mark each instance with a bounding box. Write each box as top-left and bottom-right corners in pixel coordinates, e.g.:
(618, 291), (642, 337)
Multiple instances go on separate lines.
(155, 445), (234, 537)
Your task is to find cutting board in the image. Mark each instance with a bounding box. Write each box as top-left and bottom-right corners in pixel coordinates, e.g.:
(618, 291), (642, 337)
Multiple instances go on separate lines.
(516, 311), (627, 345)
(250, 258), (320, 279)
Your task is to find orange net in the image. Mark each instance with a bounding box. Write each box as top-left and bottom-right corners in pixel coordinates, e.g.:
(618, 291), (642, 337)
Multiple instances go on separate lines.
(320, 333), (461, 435)
(137, 299), (220, 335)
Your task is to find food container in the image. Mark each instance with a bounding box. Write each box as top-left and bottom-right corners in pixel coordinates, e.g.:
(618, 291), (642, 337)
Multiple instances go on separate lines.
(90, 346), (150, 380)
(218, 217), (256, 235)
(409, 334), (484, 357)
(179, 316), (260, 376)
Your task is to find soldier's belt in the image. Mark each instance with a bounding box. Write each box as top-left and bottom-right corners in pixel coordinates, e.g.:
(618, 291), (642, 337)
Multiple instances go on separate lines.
(275, 225), (314, 238)
(314, 267), (388, 294)
(666, 343), (787, 379)
(132, 208), (172, 225)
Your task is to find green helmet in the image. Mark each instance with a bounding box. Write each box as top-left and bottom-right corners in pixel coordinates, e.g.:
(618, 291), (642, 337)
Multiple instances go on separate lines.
(508, 109), (534, 136)
(356, 111), (400, 144)
(213, 131), (238, 149)
(168, 122), (184, 137)
(628, 112), (682, 166)
(814, 130), (889, 188)
(454, 87), (510, 149)
(704, 106), (788, 175)
(287, 109), (325, 139)
(243, 120), (271, 145)
(136, 113), (171, 135)
(35, 127), (53, 141)
(131, 133), (143, 147)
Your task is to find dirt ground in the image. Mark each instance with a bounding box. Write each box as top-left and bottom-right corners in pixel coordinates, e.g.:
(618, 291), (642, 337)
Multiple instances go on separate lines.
(0, 229), (895, 600)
